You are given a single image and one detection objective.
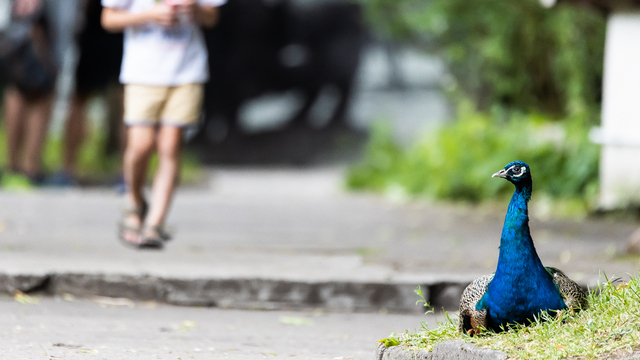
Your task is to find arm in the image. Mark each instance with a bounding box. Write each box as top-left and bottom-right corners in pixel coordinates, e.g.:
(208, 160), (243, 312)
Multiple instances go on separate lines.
(178, 1), (220, 28)
(194, 5), (219, 28)
(101, 4), (176, 33)
(14, 0), (41, 18)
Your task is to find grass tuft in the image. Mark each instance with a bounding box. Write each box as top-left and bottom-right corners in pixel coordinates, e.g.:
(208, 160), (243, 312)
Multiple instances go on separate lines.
(386, 273), (640, 359)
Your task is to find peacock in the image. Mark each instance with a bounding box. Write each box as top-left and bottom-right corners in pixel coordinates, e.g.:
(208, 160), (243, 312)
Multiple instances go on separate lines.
(458, 161), (587, 335)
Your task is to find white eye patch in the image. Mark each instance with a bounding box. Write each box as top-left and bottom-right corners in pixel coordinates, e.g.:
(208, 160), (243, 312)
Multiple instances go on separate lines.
(506, 165), (527, 177)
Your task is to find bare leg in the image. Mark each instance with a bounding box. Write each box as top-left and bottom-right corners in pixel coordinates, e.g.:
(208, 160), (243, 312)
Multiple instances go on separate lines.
(121, 126), (156, 243)
(145, 126), (183, 228)
(23, 94), (53, 179)
(64, 93), (89, 176)
(4, 87), (26, 172)
(124, 126), (155, 207)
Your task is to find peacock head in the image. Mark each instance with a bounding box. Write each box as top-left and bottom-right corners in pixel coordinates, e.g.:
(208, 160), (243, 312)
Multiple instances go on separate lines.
(492, 161), (531, 186)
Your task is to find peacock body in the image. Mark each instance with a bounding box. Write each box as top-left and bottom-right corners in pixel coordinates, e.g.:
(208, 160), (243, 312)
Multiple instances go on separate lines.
(458, 161), (587, 335)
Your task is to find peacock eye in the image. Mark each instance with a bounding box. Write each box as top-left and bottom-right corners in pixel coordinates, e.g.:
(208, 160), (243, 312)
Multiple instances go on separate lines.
(513, 166), (521, 173)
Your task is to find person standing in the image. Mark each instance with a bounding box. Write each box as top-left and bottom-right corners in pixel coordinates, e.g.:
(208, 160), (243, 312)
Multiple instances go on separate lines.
(1, 0), (82, 188)
(101, 0), (224, 249)
(50, 0), (124, 187)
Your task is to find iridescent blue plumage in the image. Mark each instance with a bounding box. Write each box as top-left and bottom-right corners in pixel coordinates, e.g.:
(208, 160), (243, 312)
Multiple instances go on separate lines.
(476, 161), (566, 331)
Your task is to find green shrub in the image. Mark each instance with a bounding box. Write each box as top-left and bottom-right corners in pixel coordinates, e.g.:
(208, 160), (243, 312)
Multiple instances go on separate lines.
(347, 109), (599, 206)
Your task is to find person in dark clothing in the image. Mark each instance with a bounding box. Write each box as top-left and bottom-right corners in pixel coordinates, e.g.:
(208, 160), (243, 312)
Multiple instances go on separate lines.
(50, 0), (124, 186)
(1, 0), (82, 188)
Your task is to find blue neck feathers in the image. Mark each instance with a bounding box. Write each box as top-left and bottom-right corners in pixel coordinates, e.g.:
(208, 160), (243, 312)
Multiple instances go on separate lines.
(498, 181), (536, 268)
(479, 179), (566, 330)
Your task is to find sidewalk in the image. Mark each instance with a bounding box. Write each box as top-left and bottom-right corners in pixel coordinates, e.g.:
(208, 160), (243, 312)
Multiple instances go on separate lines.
(0, 167), (637, 313)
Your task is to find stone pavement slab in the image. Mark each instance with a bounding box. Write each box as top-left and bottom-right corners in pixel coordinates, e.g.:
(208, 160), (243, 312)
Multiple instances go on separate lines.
(0, 167), (637, 312)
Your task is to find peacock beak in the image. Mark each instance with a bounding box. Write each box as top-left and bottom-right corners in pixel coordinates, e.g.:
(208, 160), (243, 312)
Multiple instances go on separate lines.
(492, 169), (508, 178)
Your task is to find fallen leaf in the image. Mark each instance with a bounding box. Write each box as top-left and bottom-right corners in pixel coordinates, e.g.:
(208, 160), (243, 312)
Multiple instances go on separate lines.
(91, 296), (135, 308)
(14, 291), (39, 304)
(279, 316), (315, 326)
(617, 283), (629, 290)
(172, 320), (198, 332)
(554, 344), (566, 350)
(142, 301), (157, 308)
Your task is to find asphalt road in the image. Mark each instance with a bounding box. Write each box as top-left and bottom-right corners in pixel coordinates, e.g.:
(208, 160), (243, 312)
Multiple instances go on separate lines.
(0, 296), (441, 360)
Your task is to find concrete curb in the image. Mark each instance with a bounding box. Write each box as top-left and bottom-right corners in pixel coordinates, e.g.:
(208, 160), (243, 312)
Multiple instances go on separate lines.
(374, 340), (506, 360)
(0, 272), (595, 313)
(0, 271), (481, 312)
(0, 271), (595, 314)
(374, 341), (640, 360)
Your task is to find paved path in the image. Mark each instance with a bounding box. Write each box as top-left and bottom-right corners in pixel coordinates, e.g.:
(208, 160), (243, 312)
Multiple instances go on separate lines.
(0, 297), (439, 360)
(0, 166), (637, 312)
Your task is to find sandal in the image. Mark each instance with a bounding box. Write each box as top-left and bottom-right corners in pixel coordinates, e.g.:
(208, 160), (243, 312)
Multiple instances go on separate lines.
(154, 225), (172, 242)
(138, 225), (167, 250)
(118, 200), (148, 249)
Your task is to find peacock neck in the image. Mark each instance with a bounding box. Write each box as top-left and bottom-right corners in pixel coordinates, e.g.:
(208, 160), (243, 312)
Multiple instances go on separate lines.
(482, 176), (567, 328)
(496, 181), (544, 272)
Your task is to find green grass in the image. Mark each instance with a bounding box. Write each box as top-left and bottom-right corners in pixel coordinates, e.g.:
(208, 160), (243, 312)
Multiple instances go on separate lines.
(383, 273), (640, 359)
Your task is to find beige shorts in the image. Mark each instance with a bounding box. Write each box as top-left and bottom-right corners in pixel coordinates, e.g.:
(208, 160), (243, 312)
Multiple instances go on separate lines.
(123, 83), (204, 127)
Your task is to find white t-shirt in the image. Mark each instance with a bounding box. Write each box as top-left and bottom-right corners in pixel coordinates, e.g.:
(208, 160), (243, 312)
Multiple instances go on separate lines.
(101, 0), (226, 86)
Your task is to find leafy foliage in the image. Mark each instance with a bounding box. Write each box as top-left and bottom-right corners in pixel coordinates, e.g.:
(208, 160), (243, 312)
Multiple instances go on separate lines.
(347, 109), (599, 207)
(361, 0), (606, 118)
(379, 334), (401, 348)
(395, 273), (640, 359)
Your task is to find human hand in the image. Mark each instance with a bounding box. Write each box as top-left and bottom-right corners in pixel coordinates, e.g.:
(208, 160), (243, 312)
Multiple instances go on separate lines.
(175, 0), (196, 23)
(148, 3), (176, 27)
(14, 0), (41, 17)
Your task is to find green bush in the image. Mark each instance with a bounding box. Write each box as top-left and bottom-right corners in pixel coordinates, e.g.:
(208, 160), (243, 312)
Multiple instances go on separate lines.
(347, 109), (599, 206)
(361, 0), (606, 119)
